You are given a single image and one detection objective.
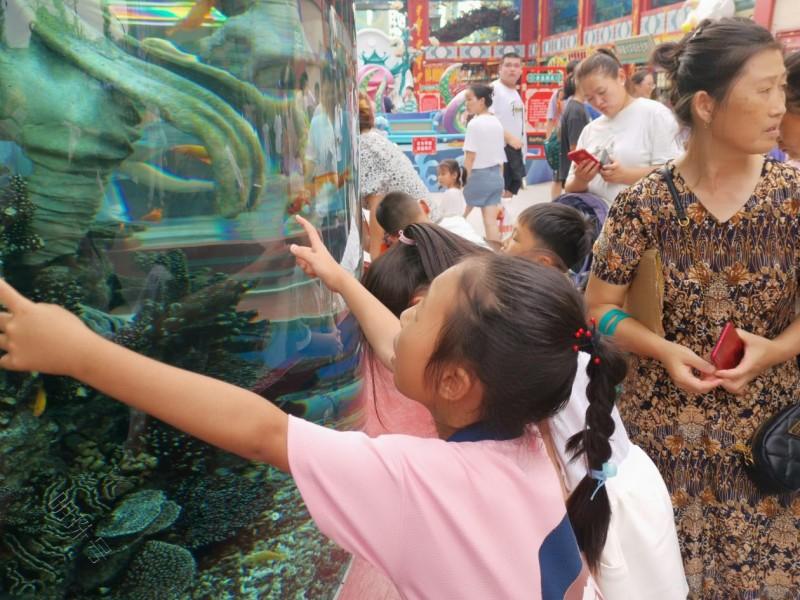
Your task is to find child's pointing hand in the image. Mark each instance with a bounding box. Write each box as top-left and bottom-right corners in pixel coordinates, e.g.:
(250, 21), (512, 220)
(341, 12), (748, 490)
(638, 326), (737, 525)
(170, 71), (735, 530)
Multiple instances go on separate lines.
(0, 279), (90, 376)
(290, 215), (349, 293)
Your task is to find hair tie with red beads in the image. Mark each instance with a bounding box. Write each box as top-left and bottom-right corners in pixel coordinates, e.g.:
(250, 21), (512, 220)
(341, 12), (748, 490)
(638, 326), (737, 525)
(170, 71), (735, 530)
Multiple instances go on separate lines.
(572, 318), (601, 364)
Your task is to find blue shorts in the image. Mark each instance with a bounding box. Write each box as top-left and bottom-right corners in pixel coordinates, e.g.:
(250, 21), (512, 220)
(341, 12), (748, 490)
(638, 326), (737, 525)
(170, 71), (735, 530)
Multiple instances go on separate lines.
(464, 166), (503, 207)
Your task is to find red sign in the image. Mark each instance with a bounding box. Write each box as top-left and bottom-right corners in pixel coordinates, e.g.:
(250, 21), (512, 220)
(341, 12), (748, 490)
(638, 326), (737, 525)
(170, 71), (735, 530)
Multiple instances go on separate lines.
(526, 90), (555, 130)
(521, 66), (564, 161)
(412, 137), (437, 155)
(419, 92), (441, 112)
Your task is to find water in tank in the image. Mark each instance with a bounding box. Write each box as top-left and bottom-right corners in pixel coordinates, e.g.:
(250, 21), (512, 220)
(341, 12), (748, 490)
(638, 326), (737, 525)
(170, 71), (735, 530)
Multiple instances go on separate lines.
(0, 0), (362, 596)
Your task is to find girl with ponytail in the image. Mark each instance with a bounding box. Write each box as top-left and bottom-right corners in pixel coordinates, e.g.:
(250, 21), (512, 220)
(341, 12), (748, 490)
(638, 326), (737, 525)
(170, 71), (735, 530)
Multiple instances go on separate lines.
(0, 213), (614, 598)
(508, 222), (688, 598)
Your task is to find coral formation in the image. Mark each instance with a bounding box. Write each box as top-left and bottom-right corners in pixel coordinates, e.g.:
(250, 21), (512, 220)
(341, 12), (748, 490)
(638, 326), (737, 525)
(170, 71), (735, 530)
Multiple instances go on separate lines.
(115, 540), (197, 600)
(95, 489), (179, 539)
(172, 467), (273, 549)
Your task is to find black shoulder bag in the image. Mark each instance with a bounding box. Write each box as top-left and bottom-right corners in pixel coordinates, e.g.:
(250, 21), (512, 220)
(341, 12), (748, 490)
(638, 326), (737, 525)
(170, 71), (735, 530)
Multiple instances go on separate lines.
(662, 166), (800, 495)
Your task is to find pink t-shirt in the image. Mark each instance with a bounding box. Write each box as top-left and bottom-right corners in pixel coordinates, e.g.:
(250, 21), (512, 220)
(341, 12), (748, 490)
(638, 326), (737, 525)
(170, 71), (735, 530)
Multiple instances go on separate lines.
(287, 416), (599, 600)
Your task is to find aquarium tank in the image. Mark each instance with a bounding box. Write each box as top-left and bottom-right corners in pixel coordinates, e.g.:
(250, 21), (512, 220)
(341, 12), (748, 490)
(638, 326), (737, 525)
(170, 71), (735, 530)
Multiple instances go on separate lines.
(0, 0), (363, 597)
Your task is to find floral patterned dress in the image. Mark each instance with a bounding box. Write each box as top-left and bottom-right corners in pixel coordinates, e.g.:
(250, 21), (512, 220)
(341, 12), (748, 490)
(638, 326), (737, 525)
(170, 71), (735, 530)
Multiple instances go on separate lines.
(592, 159), (800, 599)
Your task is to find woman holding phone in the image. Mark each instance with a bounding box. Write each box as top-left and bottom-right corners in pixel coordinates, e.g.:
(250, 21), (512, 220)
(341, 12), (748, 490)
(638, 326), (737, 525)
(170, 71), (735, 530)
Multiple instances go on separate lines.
(564, 50), (682, 205)
(585, 19), (799, 597)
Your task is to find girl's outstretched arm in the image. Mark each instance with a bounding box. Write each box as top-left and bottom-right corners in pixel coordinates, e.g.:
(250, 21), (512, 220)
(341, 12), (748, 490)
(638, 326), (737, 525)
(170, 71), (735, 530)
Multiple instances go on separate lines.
(0, 280), (291, 470)
(291, 215), (399, 369)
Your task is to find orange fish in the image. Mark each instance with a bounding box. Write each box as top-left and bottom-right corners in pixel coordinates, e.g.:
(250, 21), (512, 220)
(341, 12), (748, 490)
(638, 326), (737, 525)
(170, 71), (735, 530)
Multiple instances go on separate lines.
(32, 386), (46, 417)
(141, 208), (164, 222)
(287, 190), (312, 215)
(168, 0), (216, 34)
(171, 144), (212, 165)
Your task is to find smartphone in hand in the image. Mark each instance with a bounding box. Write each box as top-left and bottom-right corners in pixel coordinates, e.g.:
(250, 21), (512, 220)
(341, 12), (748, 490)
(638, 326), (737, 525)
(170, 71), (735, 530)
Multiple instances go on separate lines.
(710, 321), (745, 370)
(567, 149), (600, 166)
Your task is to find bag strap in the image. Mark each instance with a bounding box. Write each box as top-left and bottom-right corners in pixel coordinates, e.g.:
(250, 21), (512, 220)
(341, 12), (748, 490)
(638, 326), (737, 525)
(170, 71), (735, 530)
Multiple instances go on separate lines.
(660, 165), (689, 227)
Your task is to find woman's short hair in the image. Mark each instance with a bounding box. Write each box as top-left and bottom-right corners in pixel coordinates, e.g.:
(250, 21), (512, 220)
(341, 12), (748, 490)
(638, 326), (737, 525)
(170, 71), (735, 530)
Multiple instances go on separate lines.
(358, 92), (375, 132)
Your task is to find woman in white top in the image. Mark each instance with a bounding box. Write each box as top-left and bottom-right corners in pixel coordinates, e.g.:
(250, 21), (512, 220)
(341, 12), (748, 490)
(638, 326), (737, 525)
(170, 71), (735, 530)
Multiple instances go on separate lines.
(462, 84), (506, 243)
(565, 49), (682, 205)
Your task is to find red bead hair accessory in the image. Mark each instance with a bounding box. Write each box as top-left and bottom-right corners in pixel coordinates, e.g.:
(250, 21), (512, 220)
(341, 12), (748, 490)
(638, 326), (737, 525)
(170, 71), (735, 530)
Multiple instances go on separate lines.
(572, 320), (601, 364)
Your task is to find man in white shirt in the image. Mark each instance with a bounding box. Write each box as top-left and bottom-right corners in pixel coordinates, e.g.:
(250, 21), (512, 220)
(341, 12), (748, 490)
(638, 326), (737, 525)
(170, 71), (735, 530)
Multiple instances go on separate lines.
(491, 53), (527, 198)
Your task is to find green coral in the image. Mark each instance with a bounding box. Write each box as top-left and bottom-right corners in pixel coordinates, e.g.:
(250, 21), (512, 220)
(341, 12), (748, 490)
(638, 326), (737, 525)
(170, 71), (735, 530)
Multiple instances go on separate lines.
(0, 176), (44, 258)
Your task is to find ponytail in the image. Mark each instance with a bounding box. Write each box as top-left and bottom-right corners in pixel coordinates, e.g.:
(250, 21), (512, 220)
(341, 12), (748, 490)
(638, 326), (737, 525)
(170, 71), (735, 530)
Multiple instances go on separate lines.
(564, 332), (627, 570)
(439, 159), (468, 189)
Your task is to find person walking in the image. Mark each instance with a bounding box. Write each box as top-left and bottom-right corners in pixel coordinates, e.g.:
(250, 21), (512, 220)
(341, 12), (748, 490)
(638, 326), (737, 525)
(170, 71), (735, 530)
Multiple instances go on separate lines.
(586, 18), (799, 597)
(491, 52), (527, 198)
(461, 84), (506, 245)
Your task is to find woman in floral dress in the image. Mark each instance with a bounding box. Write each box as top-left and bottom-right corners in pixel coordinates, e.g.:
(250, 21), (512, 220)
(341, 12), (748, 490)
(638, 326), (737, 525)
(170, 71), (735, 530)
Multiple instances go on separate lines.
(586, 19), (799, 598)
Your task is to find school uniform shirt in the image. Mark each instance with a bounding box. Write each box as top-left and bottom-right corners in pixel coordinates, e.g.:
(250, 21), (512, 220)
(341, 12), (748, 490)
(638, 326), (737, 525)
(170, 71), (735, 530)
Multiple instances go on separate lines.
(463, 114), (507, 170)
(568, 97), (682, 205)
(491, 80), (526, 152)
(288, 415), (600, 600)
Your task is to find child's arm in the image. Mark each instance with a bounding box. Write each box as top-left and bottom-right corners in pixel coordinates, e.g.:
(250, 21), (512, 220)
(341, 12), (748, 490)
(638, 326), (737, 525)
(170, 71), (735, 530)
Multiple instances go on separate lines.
(0, 281), (291, 469)
(291, 216), (399, 369)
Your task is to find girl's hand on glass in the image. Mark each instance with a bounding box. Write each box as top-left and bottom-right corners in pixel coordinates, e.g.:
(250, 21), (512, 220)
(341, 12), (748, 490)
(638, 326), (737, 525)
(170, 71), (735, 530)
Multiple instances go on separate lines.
(599, 160), (628, 184)
(715, 329), (781, 395)
(574, 159), (601, 182)
(290, 215), (348, 293)
(658, 340), (722, 395)
(0, 279), (90, 376)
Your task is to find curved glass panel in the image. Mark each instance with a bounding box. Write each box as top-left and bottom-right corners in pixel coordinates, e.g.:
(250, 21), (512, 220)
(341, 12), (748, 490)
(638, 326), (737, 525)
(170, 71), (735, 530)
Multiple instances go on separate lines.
(0, 0), (360, 596)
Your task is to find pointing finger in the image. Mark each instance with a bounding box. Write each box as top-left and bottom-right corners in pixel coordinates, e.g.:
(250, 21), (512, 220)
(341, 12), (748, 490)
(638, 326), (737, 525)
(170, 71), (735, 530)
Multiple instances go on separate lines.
(0, 280), (29, 313)
(294, 215), (323, 249)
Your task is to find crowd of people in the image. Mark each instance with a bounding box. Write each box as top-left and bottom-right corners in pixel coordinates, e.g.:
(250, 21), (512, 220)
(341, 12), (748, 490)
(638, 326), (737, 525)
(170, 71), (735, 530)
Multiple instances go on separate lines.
(1, 16), (798, 600)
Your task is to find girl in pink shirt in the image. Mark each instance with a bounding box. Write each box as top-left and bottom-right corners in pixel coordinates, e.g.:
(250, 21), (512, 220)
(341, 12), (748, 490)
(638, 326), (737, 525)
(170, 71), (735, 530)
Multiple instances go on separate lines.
(0, 216), (625, 599)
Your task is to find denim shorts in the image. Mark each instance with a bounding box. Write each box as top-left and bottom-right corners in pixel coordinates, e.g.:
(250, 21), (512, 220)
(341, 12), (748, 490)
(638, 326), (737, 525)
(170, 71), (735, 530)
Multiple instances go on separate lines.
(464, 166), (503, 207)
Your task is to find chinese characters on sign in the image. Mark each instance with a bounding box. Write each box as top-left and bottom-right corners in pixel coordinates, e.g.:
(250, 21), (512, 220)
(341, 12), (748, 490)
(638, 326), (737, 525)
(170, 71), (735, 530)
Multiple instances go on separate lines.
(412, 136), (437, 155)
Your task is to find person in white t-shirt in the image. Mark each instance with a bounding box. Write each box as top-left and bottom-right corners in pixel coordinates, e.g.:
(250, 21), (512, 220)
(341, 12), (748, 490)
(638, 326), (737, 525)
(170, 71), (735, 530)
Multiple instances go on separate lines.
(491, 53), (527, 198)
(462, 84), (506, 243)
(565, 49), (682, 205)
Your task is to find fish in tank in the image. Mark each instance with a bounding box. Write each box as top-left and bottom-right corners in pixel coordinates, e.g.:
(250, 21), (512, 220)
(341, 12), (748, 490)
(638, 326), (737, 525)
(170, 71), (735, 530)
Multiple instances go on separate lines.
(0, 0), (363, 597)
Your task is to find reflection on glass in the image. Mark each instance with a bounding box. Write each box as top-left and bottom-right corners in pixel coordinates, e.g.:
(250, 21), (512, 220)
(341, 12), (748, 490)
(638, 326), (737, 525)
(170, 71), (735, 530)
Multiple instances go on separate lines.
(0, 0), (360, 597)
(593, 0), (632, 23)
(429, 0), (521, 43)
(649, 0), (681, 8)
(548, 0), (578, 35)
